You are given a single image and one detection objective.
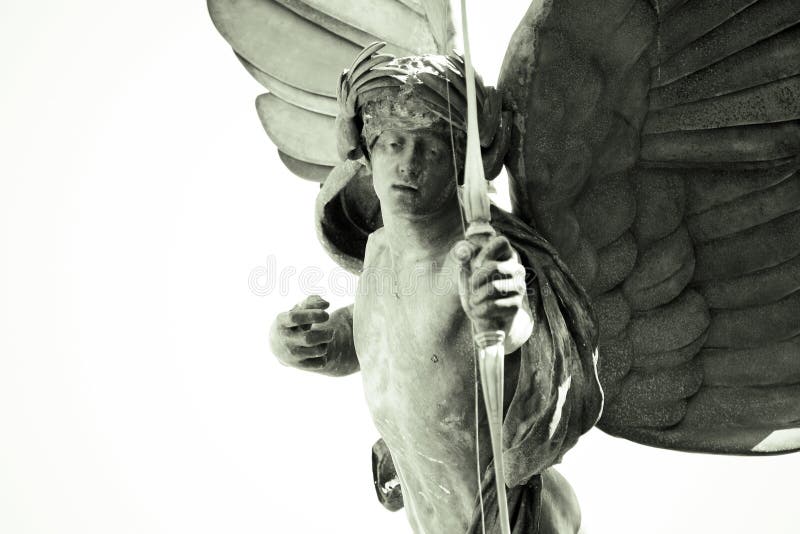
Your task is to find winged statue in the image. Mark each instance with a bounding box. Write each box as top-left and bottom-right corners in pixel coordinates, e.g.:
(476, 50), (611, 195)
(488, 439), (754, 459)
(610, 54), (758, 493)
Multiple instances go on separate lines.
(208, 0), (800, 532)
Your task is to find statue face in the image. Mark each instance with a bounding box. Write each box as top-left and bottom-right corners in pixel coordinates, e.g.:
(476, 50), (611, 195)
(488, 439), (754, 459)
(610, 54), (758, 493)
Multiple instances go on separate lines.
(370, 128), (459, 219)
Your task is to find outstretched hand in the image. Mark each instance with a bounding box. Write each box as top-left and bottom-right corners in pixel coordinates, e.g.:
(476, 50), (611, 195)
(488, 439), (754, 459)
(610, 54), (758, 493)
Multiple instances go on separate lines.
(270, 295), (335, 371)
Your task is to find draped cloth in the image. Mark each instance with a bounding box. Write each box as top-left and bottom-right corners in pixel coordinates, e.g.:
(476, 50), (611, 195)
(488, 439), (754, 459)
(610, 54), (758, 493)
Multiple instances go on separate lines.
(464, 207), (605, 534)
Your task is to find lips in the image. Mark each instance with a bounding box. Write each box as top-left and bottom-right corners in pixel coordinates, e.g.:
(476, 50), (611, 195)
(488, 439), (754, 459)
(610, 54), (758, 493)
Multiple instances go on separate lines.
(391, 183), (419, 192)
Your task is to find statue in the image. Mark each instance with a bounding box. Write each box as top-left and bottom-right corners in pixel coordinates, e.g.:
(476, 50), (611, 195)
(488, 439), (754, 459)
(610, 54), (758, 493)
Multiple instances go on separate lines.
(209, 0), (800, 532)
(273, 46), (603, 533)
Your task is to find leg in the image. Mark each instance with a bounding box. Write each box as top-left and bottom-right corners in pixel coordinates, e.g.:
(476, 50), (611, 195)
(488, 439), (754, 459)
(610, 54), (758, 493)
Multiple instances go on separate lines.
(537, 467), (582, 534)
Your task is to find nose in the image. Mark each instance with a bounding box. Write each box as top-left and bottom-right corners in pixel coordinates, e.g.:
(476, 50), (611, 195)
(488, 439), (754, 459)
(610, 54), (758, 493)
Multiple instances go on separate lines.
(398, 143), (422, 179)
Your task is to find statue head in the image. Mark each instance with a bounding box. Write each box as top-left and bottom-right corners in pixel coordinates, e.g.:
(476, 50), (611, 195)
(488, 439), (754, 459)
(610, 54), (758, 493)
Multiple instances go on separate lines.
(317, 44), (510, 269)
(336, 44), (508, 177)
(367, 119), (460, 219)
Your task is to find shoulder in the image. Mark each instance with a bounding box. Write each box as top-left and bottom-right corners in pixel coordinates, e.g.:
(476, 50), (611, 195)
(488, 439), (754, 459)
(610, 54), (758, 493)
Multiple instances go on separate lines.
(364, 227), (388, 264)
(367, 227), (387, 249)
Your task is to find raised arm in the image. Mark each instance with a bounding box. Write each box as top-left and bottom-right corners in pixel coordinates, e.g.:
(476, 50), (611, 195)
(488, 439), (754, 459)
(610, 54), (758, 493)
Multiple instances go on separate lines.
(269, 295), (359, 377)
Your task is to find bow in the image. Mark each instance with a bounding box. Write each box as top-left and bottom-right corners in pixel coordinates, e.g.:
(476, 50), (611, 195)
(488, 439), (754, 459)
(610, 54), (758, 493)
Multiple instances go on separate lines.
(454, 2), (512, 533)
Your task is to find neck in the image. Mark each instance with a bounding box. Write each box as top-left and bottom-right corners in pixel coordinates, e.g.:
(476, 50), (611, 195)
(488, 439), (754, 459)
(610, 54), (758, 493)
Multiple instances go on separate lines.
(382, 199), (464, 265)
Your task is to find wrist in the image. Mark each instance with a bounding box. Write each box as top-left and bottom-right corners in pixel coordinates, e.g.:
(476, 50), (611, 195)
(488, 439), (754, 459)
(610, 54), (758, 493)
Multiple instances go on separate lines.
(503, 296), (534, 354)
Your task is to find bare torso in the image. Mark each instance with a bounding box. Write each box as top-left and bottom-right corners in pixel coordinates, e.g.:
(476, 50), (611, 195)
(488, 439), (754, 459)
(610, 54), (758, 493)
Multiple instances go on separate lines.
(353, 229), (519, 533)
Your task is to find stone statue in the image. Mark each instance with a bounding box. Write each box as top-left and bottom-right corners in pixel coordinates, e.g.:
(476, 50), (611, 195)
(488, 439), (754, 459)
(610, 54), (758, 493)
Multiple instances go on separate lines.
(272, 48), (603, 532)
(209, 1), (800, 532)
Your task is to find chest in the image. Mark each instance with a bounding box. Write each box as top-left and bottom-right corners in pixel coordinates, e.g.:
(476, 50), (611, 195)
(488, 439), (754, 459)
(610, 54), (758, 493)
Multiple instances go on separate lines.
(353, 256), (478, 429)
(354, 257), (472, 365)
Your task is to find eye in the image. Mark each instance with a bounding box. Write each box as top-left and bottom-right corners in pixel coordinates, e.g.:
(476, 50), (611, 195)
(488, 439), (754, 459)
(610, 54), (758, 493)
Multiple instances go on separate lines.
(427, 140), (448, 157)
(383, 137), (402, 151)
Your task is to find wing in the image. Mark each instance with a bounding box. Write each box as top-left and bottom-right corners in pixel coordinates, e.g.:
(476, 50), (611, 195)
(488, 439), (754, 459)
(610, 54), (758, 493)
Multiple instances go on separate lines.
(499, 0), (800, 454)
(208, 0), (454, 181)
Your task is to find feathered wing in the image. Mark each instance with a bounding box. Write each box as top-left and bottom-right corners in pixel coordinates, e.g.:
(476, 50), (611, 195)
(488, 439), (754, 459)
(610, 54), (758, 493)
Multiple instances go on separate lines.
(499, 0), (800, 454)
(207, 0), (454, 181)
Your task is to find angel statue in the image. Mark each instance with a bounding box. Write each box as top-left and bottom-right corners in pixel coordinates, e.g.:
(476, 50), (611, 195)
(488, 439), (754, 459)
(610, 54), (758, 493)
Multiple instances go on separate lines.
(208, 0), (800, 532)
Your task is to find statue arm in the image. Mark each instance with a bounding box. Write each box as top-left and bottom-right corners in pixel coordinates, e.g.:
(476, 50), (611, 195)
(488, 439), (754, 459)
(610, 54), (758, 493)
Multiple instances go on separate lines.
(269, 297), (359, 377)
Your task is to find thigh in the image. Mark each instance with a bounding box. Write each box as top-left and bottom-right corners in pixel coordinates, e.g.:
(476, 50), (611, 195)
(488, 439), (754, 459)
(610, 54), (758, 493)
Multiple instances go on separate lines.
(537, 467), (582, 534)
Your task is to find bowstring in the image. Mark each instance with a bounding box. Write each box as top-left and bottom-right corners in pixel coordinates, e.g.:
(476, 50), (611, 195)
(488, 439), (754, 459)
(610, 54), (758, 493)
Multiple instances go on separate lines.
(444, 59), (487, 534)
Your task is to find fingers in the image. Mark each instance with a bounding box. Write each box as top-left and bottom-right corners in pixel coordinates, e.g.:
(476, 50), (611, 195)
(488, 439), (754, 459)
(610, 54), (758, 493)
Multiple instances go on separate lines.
(286, 343), (330, 368)
(468, 275), (526, 306)
(278, 295), (331, 329)
(297, 356), (328, 371)
(453, 236), (513, 266)
(455, 236), (520, 288)
(281, 329), (333, 366)
(284, 326), (335, 347)
(278, 308), (330, 329)
(469, 259), (525, 293)
(300, 294), (330, 310)
(474, 236), (514, 265)
(291, 344), (329, 358)
(469, 295), (524, 321)
(453, 240), (478, 265)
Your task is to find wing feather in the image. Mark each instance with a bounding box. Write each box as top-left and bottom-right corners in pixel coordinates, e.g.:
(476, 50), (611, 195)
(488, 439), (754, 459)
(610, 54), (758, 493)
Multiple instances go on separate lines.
(682, 385), (800, 429)
(288, 0), (437, 54)
(685, 157), (800, 213)
(278, 151), (334, 182)
(707, 290), (800, 348)
(641, 120), (800, 162)
(686, 170), (800, 242)
(653, 0), (759, 63)
(653, 0), (691, 18)
(622, 225), (695, 311)
(209, 0), (360, 97)
(395, 0), (425, 15)
(693, 209), (800, 280)
(591, 233), (638, 296)
(697, 254), (800, 310)
(238, 54), (338, 116)
(653, 0), (800, 87)
(651, 24), (800, 109)
(272, 0), (415, 56)
(255, 94), (339, 166)
(701, 336), (800, 386)
(644, 75), (800, 133)
(572, 172), (636, 250)
(632, 329), (708, 372)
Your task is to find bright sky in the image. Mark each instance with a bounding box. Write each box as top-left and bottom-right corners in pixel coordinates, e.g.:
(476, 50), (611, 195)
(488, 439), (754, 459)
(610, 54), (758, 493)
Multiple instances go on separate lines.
(0, 1), (797, 533)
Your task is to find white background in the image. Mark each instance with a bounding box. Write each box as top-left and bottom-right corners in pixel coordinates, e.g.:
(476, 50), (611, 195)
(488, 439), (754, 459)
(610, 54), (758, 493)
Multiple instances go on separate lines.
(1, 1), (797, 533)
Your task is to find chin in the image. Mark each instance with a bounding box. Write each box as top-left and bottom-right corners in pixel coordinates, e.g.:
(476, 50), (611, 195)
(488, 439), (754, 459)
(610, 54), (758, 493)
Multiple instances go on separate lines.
(378, 186), (457, 220)
(384, 202), (428, 219)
